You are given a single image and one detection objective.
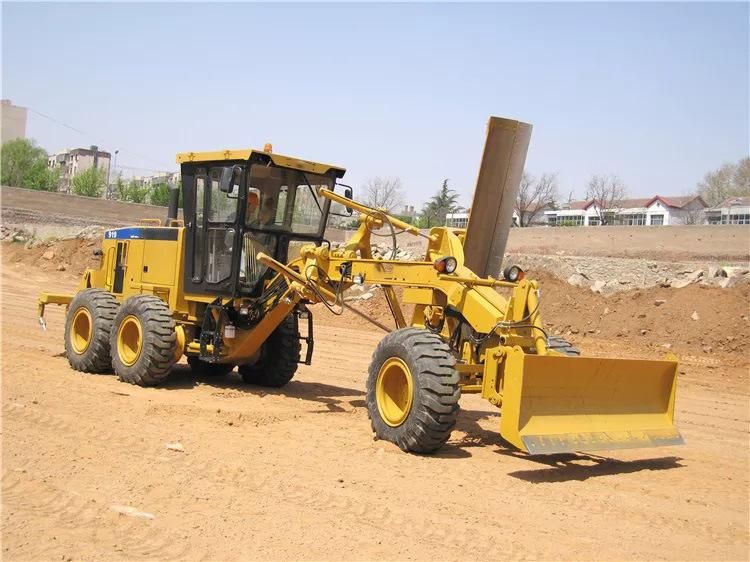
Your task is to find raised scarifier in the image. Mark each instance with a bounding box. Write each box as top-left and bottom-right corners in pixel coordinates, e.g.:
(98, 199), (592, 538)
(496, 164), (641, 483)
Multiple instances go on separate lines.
(238, 314), (301, 387)
(187, 356), (235, 377)
(64, 288), (119, 373)
(110, 295), (177, 386)
(546, 335), (581, 356)
(367, 327), (461, 453)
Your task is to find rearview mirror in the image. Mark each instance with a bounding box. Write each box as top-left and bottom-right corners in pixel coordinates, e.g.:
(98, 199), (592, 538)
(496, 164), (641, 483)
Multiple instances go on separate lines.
(219, 168), (234, 193)
(331, 183), (354, 217)
(219, 166), (241, 198)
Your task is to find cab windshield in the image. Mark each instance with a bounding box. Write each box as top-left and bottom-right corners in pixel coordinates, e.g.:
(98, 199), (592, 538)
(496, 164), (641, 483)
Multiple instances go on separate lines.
(244, 165), (332, 235)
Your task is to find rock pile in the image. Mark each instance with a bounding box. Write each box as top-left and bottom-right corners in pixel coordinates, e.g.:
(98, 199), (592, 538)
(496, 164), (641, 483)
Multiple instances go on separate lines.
(1, 224), (104, 246)
(1, 225), (34, 243)
(330, 241), (418, 262)
(513, 253), (750, 294)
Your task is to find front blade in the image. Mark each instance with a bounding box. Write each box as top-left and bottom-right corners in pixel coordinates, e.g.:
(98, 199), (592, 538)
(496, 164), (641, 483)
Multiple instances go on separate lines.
(500, 349), (682, 454)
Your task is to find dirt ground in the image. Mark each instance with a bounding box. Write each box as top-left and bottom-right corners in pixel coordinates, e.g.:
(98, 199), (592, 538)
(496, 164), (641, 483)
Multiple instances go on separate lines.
(2, 246), (749, 561)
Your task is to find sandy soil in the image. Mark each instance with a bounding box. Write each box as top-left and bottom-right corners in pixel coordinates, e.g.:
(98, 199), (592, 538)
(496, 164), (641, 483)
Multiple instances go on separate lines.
(2, 254), (749, 561)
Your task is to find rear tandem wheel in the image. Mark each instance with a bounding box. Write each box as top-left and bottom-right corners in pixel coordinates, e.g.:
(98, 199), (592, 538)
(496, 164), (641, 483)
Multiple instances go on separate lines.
(64, 288), (119, 373)
(110, 295), (178, 386)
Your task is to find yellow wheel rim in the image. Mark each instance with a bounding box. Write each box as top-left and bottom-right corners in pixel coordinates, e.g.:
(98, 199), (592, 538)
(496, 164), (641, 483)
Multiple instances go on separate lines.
(70, 307), (93, 354)
(376, 357), (414, 427)
(117, 315), (143, 366)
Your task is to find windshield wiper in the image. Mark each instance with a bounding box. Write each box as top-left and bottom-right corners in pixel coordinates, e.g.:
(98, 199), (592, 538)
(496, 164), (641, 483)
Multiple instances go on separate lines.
(301, 173), (324, 215)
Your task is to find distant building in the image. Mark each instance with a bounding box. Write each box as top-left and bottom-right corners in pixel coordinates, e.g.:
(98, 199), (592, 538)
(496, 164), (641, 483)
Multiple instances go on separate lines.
(48, 146), (111, 193)
(704, 196), (750, 225)
(1, 99), (28, 145)
(544, 195), (707, 226)
(514, 201), (556, 226)
(445, 211), (470, 228)
(401, 205), (417, 218)
(144, 172), (180, 187)
(445, 205), (549, 228)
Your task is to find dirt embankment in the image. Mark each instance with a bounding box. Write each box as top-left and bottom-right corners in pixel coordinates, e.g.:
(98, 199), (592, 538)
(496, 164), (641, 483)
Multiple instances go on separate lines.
(4, 184), (749, 262)
(5, 235), (749, 362)
(332, 270), (749, 362)
(3, 237), (101, 274)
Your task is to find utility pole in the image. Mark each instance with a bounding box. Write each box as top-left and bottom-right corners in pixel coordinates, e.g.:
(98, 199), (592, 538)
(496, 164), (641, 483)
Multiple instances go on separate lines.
(108, 149), (119, 199)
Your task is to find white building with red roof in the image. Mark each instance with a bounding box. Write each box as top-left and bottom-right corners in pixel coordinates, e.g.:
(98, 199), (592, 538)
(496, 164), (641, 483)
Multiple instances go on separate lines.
(544, 195), (708, 226)
(704, 196), (750, 225)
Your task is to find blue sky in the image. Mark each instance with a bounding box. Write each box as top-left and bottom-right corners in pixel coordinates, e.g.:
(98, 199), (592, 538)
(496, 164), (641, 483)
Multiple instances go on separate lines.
(2, 2), (748, 207)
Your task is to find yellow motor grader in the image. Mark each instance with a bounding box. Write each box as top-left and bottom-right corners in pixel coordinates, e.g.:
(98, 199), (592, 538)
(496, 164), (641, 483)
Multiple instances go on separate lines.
(38, 147), (682, 455)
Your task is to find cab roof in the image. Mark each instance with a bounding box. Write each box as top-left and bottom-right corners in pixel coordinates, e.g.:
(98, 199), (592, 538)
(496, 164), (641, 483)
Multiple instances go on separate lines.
(175, 148), (346, 178)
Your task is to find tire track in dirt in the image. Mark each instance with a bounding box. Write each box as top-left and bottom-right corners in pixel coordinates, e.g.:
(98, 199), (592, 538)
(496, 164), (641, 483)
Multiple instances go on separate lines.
(6, 376), (748, 556)
(3, 400), (523, 560)
(2, 469), (190, 560)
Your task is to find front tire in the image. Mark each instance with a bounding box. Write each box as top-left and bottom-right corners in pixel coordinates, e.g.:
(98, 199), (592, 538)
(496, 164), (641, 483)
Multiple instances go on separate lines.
(110, 295), (177, 386)
(238, 314), (301, 388)
(64, 289), (119, 373)
(547, 335), (581, 356)
(366, 327), (460, 453)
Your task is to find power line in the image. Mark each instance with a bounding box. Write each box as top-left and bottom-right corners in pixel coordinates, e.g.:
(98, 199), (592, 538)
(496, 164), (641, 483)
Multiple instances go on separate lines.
(27, 106), (174, 171)
(116, 163), (175, 174)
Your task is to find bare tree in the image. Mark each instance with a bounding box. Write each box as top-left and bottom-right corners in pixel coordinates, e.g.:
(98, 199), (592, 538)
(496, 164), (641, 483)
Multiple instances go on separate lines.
(697, 157), (750, 206)
(363, 176), (404, 213)
(585, 174), (627, 225)
(515, 172), (558, 227)
(680, 204), (705, 225)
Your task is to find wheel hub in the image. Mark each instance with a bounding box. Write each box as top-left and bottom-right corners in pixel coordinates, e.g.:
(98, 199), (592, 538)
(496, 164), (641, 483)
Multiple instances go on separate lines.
(376, 357), (414, 427)
(70, 307), (93, 354)
(117, 315), (143, 366)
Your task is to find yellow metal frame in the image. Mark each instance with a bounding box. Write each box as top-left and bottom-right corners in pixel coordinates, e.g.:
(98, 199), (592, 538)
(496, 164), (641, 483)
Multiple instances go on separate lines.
(175, 148), (346, 178)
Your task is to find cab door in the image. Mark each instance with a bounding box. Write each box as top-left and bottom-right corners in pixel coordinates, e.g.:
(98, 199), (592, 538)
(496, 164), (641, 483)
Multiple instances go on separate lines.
(182, 163), (243, 296)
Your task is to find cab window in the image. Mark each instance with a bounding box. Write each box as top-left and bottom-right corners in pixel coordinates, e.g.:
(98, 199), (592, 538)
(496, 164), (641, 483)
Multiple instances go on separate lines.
(208, 167), (238, 223)
(245, 165), (331, 235)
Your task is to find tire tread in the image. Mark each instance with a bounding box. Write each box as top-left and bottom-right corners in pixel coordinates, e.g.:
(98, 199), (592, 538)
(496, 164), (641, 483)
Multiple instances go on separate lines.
(110, 295), (177, 386)
(64, 289), (119, 373)
(238, 314), (301, 388)
(366, 327), (461, 454)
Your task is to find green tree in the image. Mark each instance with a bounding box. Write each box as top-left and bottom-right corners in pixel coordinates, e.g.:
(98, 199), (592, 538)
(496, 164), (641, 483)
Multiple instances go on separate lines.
(149, 181), (183, 208)
(23, 159), (60, 191)
(697, 157), (750, 206)
(149, 182), (171, 206)
(420, 179), (463, 227)
(115, 175), (149, 203)
(1, 138), (59, 190)
(72, 167), (106, 197)
(392, 213), (414, 225)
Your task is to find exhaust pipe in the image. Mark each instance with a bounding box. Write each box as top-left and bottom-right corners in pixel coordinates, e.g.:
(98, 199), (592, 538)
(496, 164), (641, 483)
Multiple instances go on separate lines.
(166, 185), (179, 224)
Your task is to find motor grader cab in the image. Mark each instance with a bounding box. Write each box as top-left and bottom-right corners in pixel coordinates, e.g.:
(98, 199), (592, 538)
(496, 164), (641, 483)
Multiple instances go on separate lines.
(179, 148), (349, 299)
(38, 146), (683, 457)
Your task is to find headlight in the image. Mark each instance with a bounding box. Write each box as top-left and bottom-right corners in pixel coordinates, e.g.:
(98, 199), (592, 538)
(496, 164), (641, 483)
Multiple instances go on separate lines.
(503, 265), (525, 282)
(434, 256), (458, 274)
